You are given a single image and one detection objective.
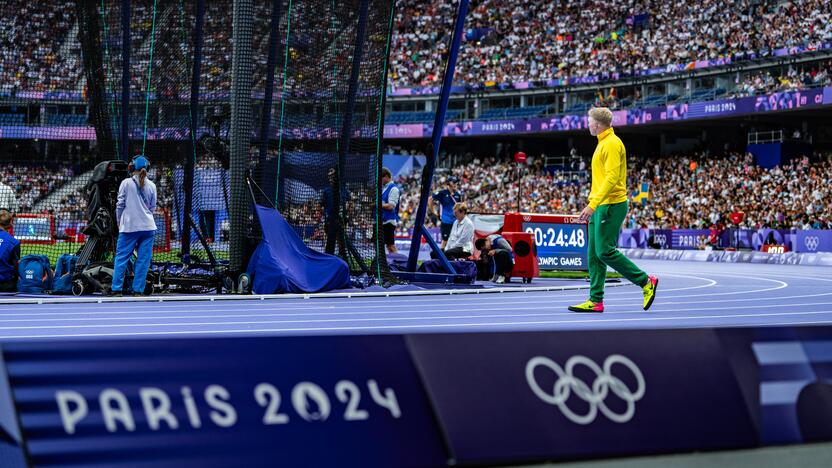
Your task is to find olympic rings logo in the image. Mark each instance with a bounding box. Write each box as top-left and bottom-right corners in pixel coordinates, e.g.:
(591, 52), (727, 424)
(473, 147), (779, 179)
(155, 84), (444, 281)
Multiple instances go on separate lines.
(525, 354), (646, 425)
(804, 236), (820, 251)
(653, 234), (667, 246)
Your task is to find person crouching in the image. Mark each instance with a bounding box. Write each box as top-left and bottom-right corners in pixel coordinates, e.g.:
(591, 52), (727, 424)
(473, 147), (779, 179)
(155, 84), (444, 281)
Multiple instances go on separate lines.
(475, 234), (514, 284)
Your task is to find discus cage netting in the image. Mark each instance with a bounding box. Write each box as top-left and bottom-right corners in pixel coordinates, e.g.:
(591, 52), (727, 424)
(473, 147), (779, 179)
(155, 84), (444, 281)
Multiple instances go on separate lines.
(1, 0), (397, 286)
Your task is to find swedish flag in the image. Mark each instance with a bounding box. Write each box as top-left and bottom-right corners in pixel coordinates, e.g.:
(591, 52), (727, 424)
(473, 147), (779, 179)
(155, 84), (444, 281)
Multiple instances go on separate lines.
(632, 182), (649, 205)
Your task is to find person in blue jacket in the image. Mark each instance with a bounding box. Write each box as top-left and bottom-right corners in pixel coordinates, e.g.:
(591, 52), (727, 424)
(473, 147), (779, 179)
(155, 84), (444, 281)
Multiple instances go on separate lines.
(111, 156), (157, 296)
(0, 210), (20, 292)
(429, 176), (463, 250)
(380, 167), (401, 254)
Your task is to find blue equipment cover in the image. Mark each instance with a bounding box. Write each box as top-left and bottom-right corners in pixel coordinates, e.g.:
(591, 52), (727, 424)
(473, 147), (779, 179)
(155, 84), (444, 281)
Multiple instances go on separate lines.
(418, 259), (477, 283)
(247, 204), (351, 294)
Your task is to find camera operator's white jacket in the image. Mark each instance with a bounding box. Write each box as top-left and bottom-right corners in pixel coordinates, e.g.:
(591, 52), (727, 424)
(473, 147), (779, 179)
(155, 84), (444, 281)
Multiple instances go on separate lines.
(116, 175), (157, 233)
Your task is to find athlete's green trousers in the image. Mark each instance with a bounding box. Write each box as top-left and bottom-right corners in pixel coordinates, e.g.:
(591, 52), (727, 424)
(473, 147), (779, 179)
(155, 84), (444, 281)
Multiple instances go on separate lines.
(588, 201), (649, 302)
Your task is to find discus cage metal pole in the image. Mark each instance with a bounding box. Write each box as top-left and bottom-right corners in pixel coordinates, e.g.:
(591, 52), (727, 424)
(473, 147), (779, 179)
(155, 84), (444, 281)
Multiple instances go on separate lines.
(183, 0), (206, 259)
(228, 0), (254, 275)
(405, 0), (469, 274)
(257, 0), (281, 188)
(337, 0), (374, 276)
(120, 0), (131, 160)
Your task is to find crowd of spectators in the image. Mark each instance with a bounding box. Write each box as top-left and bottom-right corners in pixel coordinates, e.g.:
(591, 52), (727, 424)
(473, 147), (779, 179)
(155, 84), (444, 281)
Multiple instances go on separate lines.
(391, 0), (832, 89)
(627, 152), (832, 231)
(0, 1), (77, 93)
(2, 0), (832, 95)
(0, 162), (176, 232)
(730, 60), (832, 98)
(393, 150), (832, 234)
(0, 0), (178, 95)
(395, 153), (591, 234)
(1, 147), (830, 251)
(0, 164), (75, 213)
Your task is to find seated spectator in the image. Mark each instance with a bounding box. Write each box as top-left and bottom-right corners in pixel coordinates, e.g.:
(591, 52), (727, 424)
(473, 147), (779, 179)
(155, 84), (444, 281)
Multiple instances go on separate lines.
(0, 211), (20, 292)
(431, 202), (474, 260)
(475, 234), (514, 284)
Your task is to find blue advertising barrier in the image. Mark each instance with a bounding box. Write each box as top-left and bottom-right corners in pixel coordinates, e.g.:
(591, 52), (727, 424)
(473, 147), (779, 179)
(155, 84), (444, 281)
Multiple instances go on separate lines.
(3, 88), (831, 141)
(0, 336), (447, 468)
(671, 229), (710, 250)
(618, 228), (650, 248)
(3, 326), (832, 466)
(0, 350), (26, 468)
(408, 330), (759, 464)
(618, 228), (805, 252)
(749, 327), (832, 444)
(382, 87), (831, 138)
(794, 230), (832, 253)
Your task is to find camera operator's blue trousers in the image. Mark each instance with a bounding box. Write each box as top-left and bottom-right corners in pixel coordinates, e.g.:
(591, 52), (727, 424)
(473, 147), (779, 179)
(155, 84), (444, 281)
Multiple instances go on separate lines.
(112, 230), (155, 294)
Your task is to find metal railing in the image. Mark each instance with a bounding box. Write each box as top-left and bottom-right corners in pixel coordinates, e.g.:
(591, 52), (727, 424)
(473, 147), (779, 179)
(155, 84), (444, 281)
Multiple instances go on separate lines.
(748, 130), (784, 145)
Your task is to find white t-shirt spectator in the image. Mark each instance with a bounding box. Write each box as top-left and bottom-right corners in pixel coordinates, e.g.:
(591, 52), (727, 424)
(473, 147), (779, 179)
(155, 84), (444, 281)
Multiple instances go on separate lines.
(446, 215), (474, 253)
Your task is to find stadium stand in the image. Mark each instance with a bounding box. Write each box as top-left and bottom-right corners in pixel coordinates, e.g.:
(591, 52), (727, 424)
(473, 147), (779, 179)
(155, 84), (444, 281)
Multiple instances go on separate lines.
(394, 151), (832, 233)
(729, 60), (832, 98)
(6, 148), (829, 238)
(390, 0), (832, 88)
(0, 1), (77, 92)
(0, 0), (830, 95)
(0, 0), (830, 239)
(0, 163), (76, 212)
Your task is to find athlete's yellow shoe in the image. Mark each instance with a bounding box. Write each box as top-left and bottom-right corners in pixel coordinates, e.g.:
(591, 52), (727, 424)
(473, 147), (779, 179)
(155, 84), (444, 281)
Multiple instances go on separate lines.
(643, 275), (658, 311)
(568, 300), (604, 313)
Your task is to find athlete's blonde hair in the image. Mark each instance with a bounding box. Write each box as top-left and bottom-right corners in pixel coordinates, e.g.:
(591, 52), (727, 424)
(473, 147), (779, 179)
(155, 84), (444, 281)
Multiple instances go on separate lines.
(588, 107), (613, 126)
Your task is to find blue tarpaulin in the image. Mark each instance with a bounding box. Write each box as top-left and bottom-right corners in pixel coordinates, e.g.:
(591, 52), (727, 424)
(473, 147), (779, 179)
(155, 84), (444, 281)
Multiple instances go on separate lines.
(418, 260), (477, 283)
(247, 204), (351, 294)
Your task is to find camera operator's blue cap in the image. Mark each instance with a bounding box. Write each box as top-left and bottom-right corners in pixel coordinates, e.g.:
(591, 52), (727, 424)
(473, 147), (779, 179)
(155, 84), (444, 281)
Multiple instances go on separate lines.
(133, 155), (149, 170)
(448, 176), (459, 183)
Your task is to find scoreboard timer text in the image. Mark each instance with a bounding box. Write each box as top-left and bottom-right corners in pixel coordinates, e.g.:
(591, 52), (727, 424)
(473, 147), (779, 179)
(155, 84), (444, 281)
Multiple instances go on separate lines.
(503, 213), (588, 271)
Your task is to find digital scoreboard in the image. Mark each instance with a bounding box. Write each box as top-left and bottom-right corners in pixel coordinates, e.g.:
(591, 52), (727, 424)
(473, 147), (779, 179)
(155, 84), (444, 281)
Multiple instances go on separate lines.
(503, 213), (588, 271)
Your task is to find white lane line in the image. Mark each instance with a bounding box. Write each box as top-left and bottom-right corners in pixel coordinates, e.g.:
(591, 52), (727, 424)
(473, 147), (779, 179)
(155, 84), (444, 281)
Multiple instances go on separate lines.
(0, 291), (702, 318)
(0, 313), (591, 330)
(5, 268), (733, 309)
(0, 274), (718, 318)
(0, 273), (718, 314)
(4, 299), (832, 330)
(723, 272), (832, 283)
(3, 309), (832, 339)
(624, 291), (832, 306)
(602, 272), (829, 306)
(0, 283), (602, 305)
(0, 288), (599, 311)
(652, 275), (787, 299)
(2, 299), (832, 324)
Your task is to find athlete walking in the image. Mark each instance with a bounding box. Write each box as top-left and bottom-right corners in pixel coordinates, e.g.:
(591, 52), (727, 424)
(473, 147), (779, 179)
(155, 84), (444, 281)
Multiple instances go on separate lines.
(569, 107), (658, 313)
